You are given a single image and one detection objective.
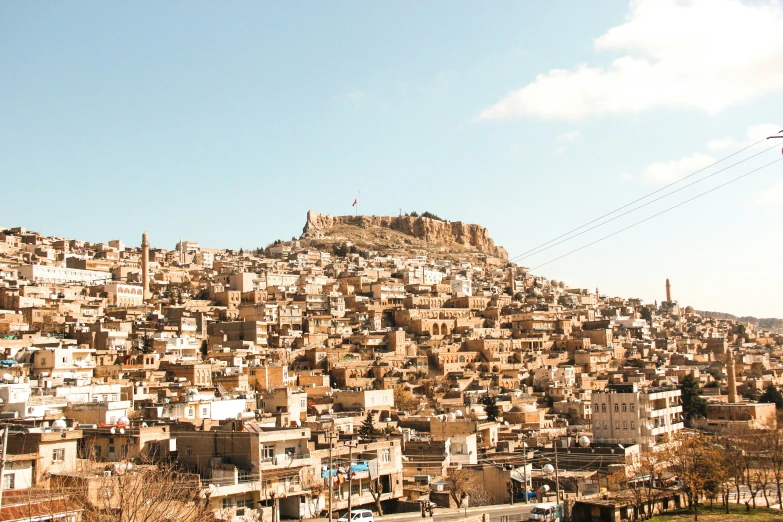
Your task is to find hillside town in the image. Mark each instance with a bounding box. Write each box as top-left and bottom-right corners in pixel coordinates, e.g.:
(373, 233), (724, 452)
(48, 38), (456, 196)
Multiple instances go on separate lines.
(0, 215), (781, 522)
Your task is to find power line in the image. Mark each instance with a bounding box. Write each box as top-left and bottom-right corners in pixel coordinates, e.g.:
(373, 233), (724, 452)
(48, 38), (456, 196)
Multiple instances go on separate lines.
(530, 156), (783, 271)
(514, 142), (781, 262)
(509, 137), (771, 264)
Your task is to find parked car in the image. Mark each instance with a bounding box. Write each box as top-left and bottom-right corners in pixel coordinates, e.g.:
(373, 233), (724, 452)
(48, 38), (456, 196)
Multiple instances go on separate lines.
(338, 509), (375, 522)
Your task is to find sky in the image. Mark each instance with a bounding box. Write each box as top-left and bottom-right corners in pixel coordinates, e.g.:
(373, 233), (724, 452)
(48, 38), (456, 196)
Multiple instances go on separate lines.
(2, 0), (783, 318)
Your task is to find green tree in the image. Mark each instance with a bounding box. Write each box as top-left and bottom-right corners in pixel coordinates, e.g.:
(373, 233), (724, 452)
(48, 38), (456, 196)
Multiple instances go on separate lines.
(680, 374), (707, 425)
(759, 384), (783, 409)
(479, 391), (500, 422)
(358, 411), (376, 439)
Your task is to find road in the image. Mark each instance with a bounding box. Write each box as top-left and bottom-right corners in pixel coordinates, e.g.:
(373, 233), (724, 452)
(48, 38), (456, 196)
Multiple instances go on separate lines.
(379, 504), (535, 522)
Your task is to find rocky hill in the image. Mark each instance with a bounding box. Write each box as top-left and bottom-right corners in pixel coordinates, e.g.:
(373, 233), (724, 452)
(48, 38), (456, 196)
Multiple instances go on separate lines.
(697, 310), (783, 331)
(300, 210), (508, 263)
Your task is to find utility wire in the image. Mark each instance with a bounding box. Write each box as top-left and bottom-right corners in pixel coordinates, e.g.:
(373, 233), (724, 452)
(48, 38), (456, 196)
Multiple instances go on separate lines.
(514, 142), (781, 261)
(509, 137), (771, 264)
(530, 156), (783, 271)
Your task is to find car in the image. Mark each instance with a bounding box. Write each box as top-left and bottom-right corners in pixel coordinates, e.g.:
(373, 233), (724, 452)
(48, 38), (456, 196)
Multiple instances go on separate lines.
(337, 509), (375, 522)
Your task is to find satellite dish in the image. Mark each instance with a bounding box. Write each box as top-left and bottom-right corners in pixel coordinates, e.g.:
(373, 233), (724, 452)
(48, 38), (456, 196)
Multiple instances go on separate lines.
(119, 428), (125, 434)
(543, 464), (555, 474)
(295, 419), (302, 427)
(578, 436), (590, 448)
(126, 463), (133, 470)
(110, 427), (116, 434)
(455, 409), (463, 417)
(2, 374), (13, 381)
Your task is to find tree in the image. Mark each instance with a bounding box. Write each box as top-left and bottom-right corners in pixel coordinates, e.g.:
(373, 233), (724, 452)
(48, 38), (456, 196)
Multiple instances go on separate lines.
(368, 477), (385, 515)
(446, 469), (475, 507)
(513, 292), (524, 302)
(680, 374), (707, 425)
(358, 411), (376, 439)
(139, 333), (155, 354)
(759, 384), (783, 409)
(627, 449), (667, 519)
(394, 385), (419, 413)
(479, 391), (500, 422)
(50, 462), (215, 522)
(662, 433), (726, 521)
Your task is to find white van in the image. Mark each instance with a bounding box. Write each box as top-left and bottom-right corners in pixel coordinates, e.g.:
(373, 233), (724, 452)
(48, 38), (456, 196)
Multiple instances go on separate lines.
(528, 503), (563, 522)
(338, 509), (375, 522)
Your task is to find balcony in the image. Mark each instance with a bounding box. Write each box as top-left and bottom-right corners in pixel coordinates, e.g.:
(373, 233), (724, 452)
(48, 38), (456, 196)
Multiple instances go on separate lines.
(258, 453), (311, 470)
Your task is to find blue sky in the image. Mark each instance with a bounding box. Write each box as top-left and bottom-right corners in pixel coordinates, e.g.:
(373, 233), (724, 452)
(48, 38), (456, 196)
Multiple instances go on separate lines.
(2, 1), (783, 317)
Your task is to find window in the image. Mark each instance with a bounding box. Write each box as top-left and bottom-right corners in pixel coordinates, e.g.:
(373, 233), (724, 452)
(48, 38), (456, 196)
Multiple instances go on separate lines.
(601, 404), (606, 412)
(52, 449), (65, 462)
(351, 483), (359, 496)
(3, 474), (15, 490)
(603, 421), (607, 429)
(594, 403), (599, 411)
(300, 399), (306, 409)
(186, 446), (192, 456)
(222, 498), (233, 509)
(102, 487), (113, 499)
(630, 404), (635, 412)
(361, 481), (370, 494)
(622, 404), (627, 412)
(381, 448), (391, 463)
(615, 422), (620, 430)
(262, 446), (274, 460)
(237, 498), (254, 509)
(631, 421), (636, 429)
(623, 421), (627, 430)
(614, 404), (619, 412)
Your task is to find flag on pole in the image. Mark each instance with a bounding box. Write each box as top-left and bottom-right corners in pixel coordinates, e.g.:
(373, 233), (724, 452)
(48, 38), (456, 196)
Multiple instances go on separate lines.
(352, 199), (357, 206)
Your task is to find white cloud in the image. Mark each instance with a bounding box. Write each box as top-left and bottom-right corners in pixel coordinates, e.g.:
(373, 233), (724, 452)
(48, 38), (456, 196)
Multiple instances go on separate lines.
(708, 123), (782, 150)
(553, 131), (582, 153)
(642, 153), (715, 184)
(758, 179), (783, 204)
(479, 0), (783, 120)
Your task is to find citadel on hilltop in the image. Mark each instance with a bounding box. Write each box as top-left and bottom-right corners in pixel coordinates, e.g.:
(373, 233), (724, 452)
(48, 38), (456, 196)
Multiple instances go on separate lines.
(0, 214), (780, 521)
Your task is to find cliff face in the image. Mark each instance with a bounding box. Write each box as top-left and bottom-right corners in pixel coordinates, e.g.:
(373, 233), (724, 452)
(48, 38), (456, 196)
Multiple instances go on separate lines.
(302, 210), (508, 260)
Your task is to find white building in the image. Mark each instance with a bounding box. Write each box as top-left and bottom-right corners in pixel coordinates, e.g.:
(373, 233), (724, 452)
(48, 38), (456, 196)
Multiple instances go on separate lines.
(18, 264), (112, 285)
(103, 283), (144, 307)
(591, 383), (683, 451)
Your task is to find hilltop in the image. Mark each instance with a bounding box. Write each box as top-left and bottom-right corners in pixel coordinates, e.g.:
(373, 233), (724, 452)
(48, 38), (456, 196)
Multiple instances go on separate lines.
(299, 210), (508, 265)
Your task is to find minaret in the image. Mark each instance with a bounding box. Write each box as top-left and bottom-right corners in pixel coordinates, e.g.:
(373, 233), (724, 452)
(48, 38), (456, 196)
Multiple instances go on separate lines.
(665, 278), (672, 303)
(142, 232), (150, 301)
(727, 349), (738, 404)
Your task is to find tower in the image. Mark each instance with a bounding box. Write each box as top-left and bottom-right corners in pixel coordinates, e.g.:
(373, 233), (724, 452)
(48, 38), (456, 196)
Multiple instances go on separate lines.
(727, 349), (738, 404)
(141, 232), (150, 301)
(665, 278), (672, 303)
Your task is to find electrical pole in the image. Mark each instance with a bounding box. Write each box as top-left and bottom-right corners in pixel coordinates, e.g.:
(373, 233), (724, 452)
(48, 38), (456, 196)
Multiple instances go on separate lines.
(328, 431), (335, 522)
(347, 442), (354, 518)
(0, 426), (8, 511)
(554, 439), (561, 506)
(522, 442), (529, 504)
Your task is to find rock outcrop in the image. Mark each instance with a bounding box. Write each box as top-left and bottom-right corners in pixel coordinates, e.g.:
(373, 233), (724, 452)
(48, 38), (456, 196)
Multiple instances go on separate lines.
(302, 210), (508, 260)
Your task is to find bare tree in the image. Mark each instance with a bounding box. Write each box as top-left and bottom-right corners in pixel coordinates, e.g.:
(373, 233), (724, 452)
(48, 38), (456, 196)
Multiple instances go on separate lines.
(446, 469), (474, 508)
(52, 462), (215, 522)
(627, 449), (667, 519)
